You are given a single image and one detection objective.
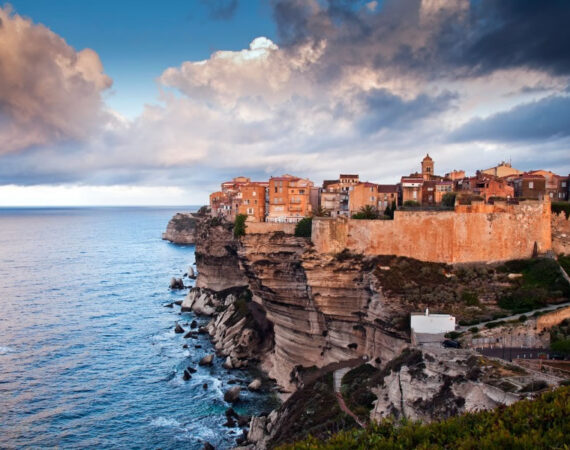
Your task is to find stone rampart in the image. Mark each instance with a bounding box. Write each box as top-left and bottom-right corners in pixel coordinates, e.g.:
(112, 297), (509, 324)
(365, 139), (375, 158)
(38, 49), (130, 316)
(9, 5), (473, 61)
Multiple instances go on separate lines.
(552, 212), (570, 255)
(537, 306), (570, 332)
(312, 200), (551, 264)
(245, 222), (296, 235)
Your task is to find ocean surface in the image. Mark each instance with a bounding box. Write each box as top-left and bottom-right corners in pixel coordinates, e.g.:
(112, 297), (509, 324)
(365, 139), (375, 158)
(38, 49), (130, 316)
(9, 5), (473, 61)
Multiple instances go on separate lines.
(0, 207), (277, 449)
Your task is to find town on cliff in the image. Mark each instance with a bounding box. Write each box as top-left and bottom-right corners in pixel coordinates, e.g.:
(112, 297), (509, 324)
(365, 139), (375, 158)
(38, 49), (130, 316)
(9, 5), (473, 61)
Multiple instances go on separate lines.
(207, 154), (570, 224)
(163, 155), (570, 449)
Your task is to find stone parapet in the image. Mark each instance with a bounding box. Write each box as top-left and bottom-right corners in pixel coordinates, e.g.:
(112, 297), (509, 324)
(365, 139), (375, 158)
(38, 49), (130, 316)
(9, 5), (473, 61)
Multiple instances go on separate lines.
(312, 200), (551, 264)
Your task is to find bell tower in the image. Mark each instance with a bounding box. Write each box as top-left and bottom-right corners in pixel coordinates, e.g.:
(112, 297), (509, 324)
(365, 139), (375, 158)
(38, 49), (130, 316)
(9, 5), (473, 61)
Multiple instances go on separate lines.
(421, 154), (434, 180)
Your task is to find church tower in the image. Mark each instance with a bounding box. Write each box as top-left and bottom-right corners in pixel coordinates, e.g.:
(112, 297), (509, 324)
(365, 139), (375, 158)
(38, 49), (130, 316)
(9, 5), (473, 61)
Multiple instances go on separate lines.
(421, 154), (434, 180)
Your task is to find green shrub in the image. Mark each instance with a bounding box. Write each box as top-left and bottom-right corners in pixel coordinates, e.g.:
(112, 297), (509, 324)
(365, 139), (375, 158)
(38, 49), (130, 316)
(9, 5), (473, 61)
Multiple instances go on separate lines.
(442, 192), (456, 207)
(445, 331), (463, 340)
(403, 200), (420, 207)
(469, 327), (479, 333)
(281, 387), (570, 449)
(233, 213), (248, 238)
(552, 201), (570, 219)
(518, 315), (528, 322)
(352, 205), (380, 219)
(461, 290), (479, 306)
(485, 320), (505, 329)
(294, 217), (312, 237)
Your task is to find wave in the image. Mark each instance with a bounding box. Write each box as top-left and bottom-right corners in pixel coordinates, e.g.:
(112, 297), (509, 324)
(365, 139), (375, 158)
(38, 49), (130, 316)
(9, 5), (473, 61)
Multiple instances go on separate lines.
(150, 416), (181, 428)
(0, 346), (15, 355)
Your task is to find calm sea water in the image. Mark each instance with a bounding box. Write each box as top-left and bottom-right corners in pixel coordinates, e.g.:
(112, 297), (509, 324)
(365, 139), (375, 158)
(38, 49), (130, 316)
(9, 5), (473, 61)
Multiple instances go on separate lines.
(0, 207), (275, 449)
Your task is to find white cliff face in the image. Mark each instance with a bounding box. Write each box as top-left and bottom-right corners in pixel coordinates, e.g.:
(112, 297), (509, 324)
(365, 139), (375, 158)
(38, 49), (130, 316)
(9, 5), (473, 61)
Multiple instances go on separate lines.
(162, 213), (198, 244)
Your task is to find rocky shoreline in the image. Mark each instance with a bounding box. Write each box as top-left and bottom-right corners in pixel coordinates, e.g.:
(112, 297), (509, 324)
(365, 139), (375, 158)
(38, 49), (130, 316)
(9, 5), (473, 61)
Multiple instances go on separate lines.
(166, 213), (568, 449)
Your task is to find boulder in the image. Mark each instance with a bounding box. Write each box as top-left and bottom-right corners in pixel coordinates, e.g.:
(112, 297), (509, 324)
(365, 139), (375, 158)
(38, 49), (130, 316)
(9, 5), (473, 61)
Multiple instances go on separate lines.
(223, 416), (236, 427)
(203, 383), (208, 389)
(188, 266), (196, 279)
(187, 366), (197, 374)
(222, 356), (233, 369)
(169, 277), (185, 290)
(224, 386), (241, 403)
(237, 415), (251, 427)
(182, 370), (192, 381)
(190, 320), (198, 329)
(199, 354), (214, 366)
(163, 303), (174, 308)
(248, 378), (262, 391)
(202, 443), (215, 450)
(174, 324), (185, 334)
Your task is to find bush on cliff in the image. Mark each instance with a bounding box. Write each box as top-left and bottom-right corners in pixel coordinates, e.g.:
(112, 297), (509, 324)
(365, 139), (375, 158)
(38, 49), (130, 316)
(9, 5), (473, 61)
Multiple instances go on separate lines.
(441, 192), (456, 208)
(233, 214), (248, 238)
(552, 201), (570, 219)
(295, 217), (313, 237)
(352, 205), (380, 219)
(280, 386), (570, 449)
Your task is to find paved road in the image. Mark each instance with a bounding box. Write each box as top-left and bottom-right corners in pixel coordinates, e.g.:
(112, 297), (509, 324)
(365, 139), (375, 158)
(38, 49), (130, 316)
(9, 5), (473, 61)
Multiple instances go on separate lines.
(457, 301), (570, 332)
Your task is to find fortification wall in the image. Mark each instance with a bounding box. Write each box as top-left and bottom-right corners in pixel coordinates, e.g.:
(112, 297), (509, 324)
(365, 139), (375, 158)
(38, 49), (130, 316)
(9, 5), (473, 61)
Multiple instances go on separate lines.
(552, 212), (570, 255)
(312, 200), (551, 264)
(537, 306), (570, 332)
(245, 222), (296, 235)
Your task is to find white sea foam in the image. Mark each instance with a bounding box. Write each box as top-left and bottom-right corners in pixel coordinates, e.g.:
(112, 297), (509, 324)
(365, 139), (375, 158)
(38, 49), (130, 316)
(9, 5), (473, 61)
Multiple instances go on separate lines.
(150, 416), (181, 428)
(0, 346), (15, 355)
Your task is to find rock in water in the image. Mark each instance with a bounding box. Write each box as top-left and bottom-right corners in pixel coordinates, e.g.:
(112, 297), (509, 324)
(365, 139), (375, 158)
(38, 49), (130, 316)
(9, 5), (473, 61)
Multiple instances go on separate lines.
(174, 323), (185, 334)
(188, 265), (196, 279)
(222, 356), (233, 369)
(248, 378), (262, 391)
(182, 370), (192, 381)
(190, 320), (198, 329)
(199, 354), (214, 366)
(203, 383), (208, 390)
(202, 442), (215, 450)
(169, 277), (184, 290)
(187, 366), (197, 373)
(224, 386), (241, 403)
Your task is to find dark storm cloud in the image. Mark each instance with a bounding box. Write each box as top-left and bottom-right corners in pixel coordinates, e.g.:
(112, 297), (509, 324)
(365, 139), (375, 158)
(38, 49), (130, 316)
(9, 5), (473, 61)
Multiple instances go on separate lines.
(272, 0), (570, 80)
(451, 95), (570, 143)
(201, 0), (238, 21)
(357, 89), (456, 134)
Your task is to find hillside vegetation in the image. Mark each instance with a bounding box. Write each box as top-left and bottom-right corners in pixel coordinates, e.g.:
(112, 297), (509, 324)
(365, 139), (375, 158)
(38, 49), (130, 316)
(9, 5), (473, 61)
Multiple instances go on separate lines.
(280, 386), (570, 449)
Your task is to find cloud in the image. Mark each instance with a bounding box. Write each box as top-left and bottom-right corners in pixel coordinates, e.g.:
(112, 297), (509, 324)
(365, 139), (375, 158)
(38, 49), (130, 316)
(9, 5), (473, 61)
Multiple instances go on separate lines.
(1, 0), (570, 202)
(451, 95), (570, 143)
(0, 6), (112, 155)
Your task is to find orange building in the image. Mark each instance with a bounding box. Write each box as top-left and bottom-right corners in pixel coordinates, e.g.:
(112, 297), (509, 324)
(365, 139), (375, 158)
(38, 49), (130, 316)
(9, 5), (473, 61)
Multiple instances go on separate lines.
(528, 170), (568, 201)
(445, 170), (465, 181)
(320, 174), (360, 217)
(237, 182), (268, 222)
(456, 173), (514, 201)
(349, 182), (379, 214)
(401, 176), (424, 204)
(267, 174), (314, 223)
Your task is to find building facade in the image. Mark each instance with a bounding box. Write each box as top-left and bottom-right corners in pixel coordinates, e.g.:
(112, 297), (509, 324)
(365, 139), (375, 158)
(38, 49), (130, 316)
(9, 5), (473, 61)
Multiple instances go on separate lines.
(267, 174), (314, 222)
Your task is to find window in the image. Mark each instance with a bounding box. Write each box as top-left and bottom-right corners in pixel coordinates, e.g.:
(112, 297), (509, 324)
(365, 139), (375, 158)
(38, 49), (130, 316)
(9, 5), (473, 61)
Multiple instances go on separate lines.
(247, 208), (254, 215)
(252, 191), (257, 196)
(274, 186), (278, 193)
(562, 182), (567, 187)
(529, 181), (534, 189)
(413, 191), (417, 199)
(299, 189), (305, 194)
(254, 199), (257, 205)
(370, 196), (375, 202)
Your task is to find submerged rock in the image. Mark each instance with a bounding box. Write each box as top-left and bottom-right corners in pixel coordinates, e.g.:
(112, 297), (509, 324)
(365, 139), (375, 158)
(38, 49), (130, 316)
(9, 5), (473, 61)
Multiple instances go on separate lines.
(199, 354), (214, 366)
(174, 323), (185, 334)
(190, 320), (198, 329)
(224, 386), (241, 403)
(182, 370), (192, 381)
(202, 442), (215, 450)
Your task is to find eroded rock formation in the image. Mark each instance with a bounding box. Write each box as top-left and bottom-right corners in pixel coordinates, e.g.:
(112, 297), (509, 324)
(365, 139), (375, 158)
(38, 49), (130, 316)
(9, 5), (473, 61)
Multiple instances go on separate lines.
(162, 213), (198, 244)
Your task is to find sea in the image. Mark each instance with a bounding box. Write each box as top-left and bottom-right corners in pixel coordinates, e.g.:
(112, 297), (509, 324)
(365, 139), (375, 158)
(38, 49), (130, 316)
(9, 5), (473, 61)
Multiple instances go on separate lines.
(0, 207), (277, 449)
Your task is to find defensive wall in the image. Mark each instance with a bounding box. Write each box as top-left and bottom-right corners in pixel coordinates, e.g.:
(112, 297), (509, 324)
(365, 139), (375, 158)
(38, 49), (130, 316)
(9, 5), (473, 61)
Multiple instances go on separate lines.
(537, 306), (570, 332)
(312, 200), (552, 264)
(552, 212), (570, 255)
(245, 222), (296, 234)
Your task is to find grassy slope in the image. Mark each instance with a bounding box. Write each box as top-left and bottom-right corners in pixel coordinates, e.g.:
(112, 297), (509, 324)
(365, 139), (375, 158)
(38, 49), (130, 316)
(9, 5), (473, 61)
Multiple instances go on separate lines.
(280, 386), (570, 449)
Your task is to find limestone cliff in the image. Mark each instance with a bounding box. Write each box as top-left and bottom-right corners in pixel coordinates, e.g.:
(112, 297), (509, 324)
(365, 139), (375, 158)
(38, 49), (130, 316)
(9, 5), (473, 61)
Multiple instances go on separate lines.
(162, 213), (198, 244)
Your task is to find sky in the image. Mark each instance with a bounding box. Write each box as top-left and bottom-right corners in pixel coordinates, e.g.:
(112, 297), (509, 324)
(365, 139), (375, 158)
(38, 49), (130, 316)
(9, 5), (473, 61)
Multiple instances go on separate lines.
(0, 0), (569, 206)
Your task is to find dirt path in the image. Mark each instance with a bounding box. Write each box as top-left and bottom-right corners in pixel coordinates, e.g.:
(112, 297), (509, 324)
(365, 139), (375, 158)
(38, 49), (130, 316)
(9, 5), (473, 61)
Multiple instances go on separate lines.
(335, 392), (366, 428)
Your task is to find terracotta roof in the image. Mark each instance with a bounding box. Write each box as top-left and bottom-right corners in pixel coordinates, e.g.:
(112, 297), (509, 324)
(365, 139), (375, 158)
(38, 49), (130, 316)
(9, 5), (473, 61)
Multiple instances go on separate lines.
(422, 153), (433, 161)
(377, 184), (398, 193)
(339, 174), (359, 178)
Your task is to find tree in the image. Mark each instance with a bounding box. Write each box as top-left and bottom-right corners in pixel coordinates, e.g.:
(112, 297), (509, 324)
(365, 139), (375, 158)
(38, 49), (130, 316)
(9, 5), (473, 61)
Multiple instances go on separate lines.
(295, 217), (312, 237)
(312, 206), (330, 217)
(352, 205), (380, 220)
(384, 200), (397, 219)
(403, 200), (420, 208)
(442, 192), (457, 208)
(233, 214), (248, 238)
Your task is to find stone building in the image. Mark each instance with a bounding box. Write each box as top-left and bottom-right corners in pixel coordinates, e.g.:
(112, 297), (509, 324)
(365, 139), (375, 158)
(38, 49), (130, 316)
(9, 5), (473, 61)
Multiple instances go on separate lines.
(481, 161), (522, 178)
(320, 174), (359, 217)
(401, 176), (424, 204)
(528, 170), (569, 201)
(512, 173), (546, 200)
(267, 174), (314, 223)
(421, 154), (434, 180)
(237, 182), (268, 222)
